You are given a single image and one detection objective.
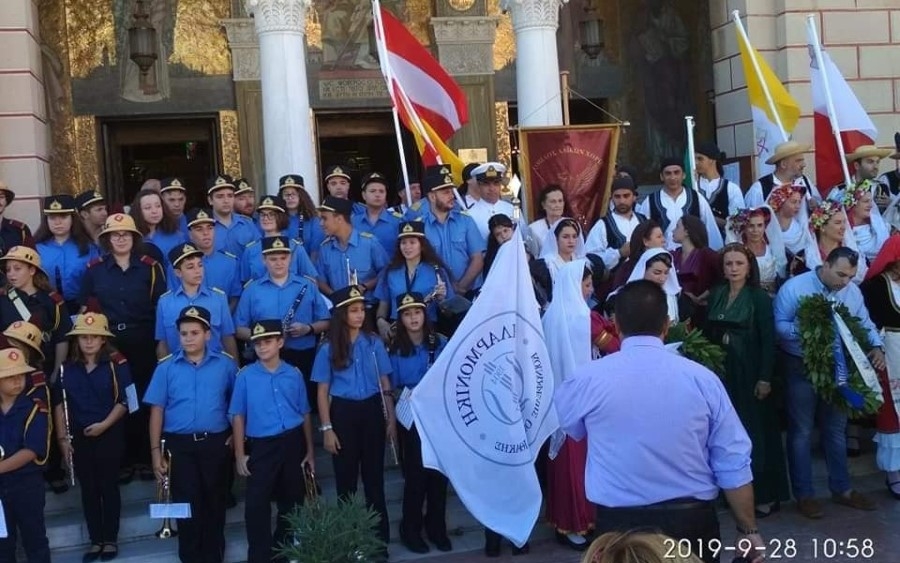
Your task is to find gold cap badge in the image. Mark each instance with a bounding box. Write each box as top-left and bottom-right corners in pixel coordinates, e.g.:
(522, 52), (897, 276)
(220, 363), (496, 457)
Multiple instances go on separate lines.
(402, 294), (414, 305)
(440, 166), (450, 175)
(272, 238), (285, 249)
(284, 177), (295, 185)
(486, 166), (498, 178)
(349, 287), (361, 298)
(182, 244), (195, 254)
(172, 179), (182, 187)
(93, 191), (102, 198)
(253, 323), (265, 335)
(333, 166), (344, 175)
(197, 210), (209, 219)
(186, 307), (199, 317)
(262, 197), (273, 206)
(402, 223), (414, 233)
(49, 200), (62, 210)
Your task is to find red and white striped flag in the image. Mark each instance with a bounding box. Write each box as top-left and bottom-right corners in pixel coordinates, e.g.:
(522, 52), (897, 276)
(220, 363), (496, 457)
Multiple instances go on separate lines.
(808, 40), (877, 191)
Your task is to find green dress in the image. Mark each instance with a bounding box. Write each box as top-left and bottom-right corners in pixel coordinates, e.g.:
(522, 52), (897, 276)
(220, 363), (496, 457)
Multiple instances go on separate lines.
(705, 284), (790, 505)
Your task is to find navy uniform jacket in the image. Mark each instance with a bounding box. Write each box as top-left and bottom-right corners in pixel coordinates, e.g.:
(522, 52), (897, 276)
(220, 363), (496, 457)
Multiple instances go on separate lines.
(79, 254), (167, 328)
(0, 217), (32, 256)
(51, 354), (132, 432)
(0, 392), (50, 481)
(0, 288), (72, 366)
(143, 350), (238, 434)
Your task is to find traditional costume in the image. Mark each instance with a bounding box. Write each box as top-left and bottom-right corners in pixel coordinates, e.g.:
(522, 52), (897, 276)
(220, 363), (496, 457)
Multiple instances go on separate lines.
(725, 207), (787, 293)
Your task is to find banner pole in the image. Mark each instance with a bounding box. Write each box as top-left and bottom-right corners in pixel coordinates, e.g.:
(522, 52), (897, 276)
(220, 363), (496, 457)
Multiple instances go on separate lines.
(560, 71), (571, 126)
(806, 15), (854, 189)
(685, 115), (698, 190)
(732, 10), (788, 142)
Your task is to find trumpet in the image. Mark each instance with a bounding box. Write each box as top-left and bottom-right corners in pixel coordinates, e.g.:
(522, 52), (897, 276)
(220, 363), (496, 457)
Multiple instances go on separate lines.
(423, 264), (447, 304)
(155, 438), (178, 539)
(59, 365), (75, 487)
(346, 257), (359, 288)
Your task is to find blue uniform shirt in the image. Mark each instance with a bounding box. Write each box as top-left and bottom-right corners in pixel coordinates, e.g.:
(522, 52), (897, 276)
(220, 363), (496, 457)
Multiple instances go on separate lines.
(316, 229), (389, 296)
(155, 285), (235, 353)
(375, 263), (455, 322)
(287, 214), (327, 253)
(36, 238), (100, 302)
(80, 254), (167, 327)
(53, 356), (132, 431)
(240, 237), (318, 285)
(555, 336), (753, 506)
(213, 213), (259, 257)
(228, 360), (309, 438)
(774, 269), (882, 357)
(352, 208), (403, 259)
(403, 198), (431, 221)
(234, 274), (329, 351)
(143, 350), (237, 434)
(167, 249), (241, 298)
(389, 335), (447, 389)
(0, 393), (49, 478)
(311, 334), (392, 400)
(176, 214), (189, 237)
(146, 229), (187, 266)
(422, 210), (485, 287)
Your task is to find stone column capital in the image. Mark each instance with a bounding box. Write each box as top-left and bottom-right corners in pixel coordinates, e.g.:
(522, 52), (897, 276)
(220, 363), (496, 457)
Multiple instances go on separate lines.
(431, 16), (498, 75)
(499, 0), (568, 32)
(244, 0), (311, 35)
(222, 18), (260, 81)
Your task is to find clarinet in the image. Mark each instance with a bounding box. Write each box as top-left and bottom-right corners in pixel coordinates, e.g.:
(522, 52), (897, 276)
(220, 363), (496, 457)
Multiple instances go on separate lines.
(426, 331), (437, 369)
(60, 364), (76, 487)
(282, 286), (309, 334)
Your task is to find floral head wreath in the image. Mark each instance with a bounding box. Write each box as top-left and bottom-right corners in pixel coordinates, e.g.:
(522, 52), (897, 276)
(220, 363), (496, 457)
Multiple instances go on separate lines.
(768, 184), (806, 211)
(728, 207), (771, 236)
(809, 199), (843, 231)
(842, 179), (874, 209)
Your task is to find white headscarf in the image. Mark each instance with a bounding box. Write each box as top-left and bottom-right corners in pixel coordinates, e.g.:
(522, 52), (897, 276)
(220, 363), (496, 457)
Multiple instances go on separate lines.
(540, 217), (587, 283)
(543, 259), (591, 458)
(724, 207), (787, 279)
(766, 185), (812, 255)
(625, 247), (681, 323)
(803, 203), (868, 283)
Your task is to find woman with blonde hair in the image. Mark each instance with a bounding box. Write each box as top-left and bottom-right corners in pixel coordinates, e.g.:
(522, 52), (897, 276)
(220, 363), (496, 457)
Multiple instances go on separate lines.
(581, 531), (704, 563)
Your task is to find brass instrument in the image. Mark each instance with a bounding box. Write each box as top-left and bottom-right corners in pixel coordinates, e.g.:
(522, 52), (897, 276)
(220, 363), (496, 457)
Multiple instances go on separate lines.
(346, 257), (359, 288)
(372, 351), (399, 465)
(59, 365), (76, 487)
(303, 464), (319, 502)
(155, 438), (178, 539)
(423, 264), (446, 304)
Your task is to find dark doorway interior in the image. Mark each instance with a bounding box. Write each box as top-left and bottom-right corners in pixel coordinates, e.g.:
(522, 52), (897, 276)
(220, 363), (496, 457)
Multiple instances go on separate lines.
(100, 116), (220, 209)
(316, 111), (420, 207)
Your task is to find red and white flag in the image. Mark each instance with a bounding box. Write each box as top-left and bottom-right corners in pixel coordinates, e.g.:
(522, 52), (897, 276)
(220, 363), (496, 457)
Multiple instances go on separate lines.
(808, 39), (877, 191)
(374, 2), (468, 141)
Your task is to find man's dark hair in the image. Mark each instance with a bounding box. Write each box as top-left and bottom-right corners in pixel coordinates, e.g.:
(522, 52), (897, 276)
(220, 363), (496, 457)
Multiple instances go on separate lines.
(825, 246), (859, 268)
(613, 280), (669, 337)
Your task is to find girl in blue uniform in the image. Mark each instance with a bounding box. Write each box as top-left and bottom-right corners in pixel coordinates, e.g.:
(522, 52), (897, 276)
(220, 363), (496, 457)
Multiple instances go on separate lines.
(0, 347), (51, 563)
(54, 313), (132, 562)
(388, 292), (451, 555)
(312, 286), (396, 558)
(34, 194), (99, 315)
(80, 213), (166, 483)
(374, 221), (453, 341)
(278, 175), (326, 256)
(130, 189), (185, 265)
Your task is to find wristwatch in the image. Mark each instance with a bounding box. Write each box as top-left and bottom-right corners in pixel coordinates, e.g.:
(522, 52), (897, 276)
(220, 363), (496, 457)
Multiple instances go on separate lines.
(319, 424), (333, 433)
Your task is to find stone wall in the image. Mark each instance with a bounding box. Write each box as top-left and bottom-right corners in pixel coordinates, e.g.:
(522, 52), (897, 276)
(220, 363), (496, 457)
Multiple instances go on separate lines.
(712, 0), (900, 184)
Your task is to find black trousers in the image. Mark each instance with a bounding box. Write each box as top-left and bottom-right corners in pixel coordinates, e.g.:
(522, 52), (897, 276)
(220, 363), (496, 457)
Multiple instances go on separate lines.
(113, 326), (156, 469)
(166, 431), (231, 563)
(398, 423), (447, 540)
(280, 347), (317, 414)
(245, 426), (306, 563)
(0, 472), (50, 563)
(74, 422), (125, 544)
(595, 500), (721, 563)
(330, 395), (389, 543)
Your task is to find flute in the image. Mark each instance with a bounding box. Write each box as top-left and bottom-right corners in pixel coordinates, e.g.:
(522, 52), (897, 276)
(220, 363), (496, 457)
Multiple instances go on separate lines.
(372, 350), (399, 465)
(60, 364), (76, 487)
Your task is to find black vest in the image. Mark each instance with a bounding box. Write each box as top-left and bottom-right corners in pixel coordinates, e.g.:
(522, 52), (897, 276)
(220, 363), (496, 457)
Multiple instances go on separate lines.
(883, 170), (900, 197)
(758, 174), (814, 201)
(704, 179), (732, 221)
(601, 212), (647, 250)
(648, 189), (700, 233)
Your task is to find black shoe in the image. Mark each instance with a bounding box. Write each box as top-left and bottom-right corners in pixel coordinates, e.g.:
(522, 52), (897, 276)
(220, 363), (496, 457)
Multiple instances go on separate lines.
(99, 543), (118, 562)
(512, 542), (530, 556)
(138, 466), (156, 481)
(82, 544), (102, 563)
(117, 468), (134, 485)
(484, 532), (501, 557)
(755, 501), (781, 519)
(556, 531), (589, 551)
(401, 534), (429, 554)
(886, 477), (900, 500)
(49, 480), (70, 495)
(428, 534), (453, 552)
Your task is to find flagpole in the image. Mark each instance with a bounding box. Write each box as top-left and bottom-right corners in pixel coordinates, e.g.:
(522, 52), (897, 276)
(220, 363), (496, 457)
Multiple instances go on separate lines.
(685, 115), (698, 190)
(731, 10), (788, 142)
(371, 0), (414, 209)
(806, 14), (854, 189)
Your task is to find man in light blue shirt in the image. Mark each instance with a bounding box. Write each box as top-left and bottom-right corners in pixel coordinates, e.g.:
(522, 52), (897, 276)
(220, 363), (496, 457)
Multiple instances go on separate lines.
(773, 246), (884, 518)
(556, 280), (763, 563)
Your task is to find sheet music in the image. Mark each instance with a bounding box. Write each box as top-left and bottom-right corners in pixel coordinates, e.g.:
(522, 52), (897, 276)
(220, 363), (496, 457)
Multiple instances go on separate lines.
(396, 387), (414, 430)
(125, 383), (139, 414)
(0, 500), (7, 538)
(150, 502), (192, 519)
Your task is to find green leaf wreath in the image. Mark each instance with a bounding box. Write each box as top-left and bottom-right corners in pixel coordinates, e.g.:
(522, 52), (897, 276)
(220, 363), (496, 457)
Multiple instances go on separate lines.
(796, 294), (882, 417)
(665, 322), (726, 376)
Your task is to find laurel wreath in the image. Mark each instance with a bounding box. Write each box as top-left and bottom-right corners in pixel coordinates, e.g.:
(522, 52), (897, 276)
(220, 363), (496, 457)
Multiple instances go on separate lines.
(796, 294), (882, 417)
(666, 322), (726, 377)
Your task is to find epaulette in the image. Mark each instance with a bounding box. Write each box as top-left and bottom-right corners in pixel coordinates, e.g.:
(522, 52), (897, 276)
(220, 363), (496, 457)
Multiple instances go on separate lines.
(157, 353), (173, 363)
(140, 255), (159, 266)
(221, 351), (234, 360)
(391, 210), (403, 219)
(303, 275), (317, 284)
(236, 365), (249, 377)
(245, 240), (259, 248)
(110, 351), (128, 365)
(49, 291), (64, 305)
(222, 251), (237, 259)
(160, 290), (172, 298)
(292, 237), (303, 246)
(6, 218), (27, 230)
(0, 288), (8, 297)
(30, 371), (47, 387)
(320, 236), (333, 246)
(87, 256), (104, 267)
(32, 397), (49, 414)
(360, 231), (374, 238)
(243, 278), (255, 289)
(211, 287), (225, 295)
(411, 201), (422, 211)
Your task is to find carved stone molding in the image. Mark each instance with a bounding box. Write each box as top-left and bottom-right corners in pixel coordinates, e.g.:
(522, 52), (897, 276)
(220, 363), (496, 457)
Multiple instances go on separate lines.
(499, 0), (568, 32)
(222, 18), (261, 81)
(244, 0), (312, 34)
(431, 16), (497, 76)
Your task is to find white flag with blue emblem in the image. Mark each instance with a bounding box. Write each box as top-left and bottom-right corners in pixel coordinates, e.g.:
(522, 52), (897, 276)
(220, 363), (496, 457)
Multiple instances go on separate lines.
(410, 238), (558, 547)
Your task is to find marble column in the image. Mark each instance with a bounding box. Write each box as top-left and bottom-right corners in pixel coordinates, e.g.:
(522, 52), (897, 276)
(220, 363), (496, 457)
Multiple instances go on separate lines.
(500, 0), (568, 127)
(0, 0), (51, 227)
(244, 0), (317, 201)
